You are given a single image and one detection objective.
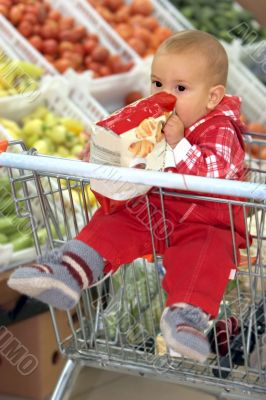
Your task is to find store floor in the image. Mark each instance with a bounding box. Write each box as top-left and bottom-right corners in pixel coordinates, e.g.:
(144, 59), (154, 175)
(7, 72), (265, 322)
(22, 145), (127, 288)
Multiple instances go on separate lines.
(69, 367), (217, 400)
(0, 366), (217, 400)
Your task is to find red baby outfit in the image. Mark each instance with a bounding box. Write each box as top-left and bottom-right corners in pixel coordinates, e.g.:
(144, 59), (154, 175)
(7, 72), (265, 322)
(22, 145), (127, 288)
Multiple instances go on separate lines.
(77, 95), (247, 318)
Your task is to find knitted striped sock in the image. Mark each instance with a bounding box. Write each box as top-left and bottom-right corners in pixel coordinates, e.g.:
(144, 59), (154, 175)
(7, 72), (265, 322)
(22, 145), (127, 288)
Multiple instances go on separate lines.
(160, 304), (210, 363)
(8, 240), (104, 310)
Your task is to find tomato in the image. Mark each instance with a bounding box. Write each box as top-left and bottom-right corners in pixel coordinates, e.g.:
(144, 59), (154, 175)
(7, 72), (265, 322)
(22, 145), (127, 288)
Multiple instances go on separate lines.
(40, 22), (59, 40)
(99, 65), (112, 77)
(59, 16), (75, 30)
(29, 35), (44, 52)
(128, 37), (146, 56)
(91, 46), (110, 63)
(132, 27), (151, 46)
(59, 41), (75, 54)
(84, 55), (92, 68)
(83, 38), (97, 55)
(115, 23), (133, 40)
(142, 16), (159, 31)
(23, 12), (39, 25)
(130, 0), (153, 16)
(0, 4), (9, 17)
(43, 39), (59, 56)
(115, 5), (131, 23)
(103, 0), (124, 12)
(9, 4), (24, 25)
(48, 9), (61, 22)
(154, 26), (173, 44)
(18, 21), (33, 37)
(0, 0), (12, 8)
(54, 58), (72, 73)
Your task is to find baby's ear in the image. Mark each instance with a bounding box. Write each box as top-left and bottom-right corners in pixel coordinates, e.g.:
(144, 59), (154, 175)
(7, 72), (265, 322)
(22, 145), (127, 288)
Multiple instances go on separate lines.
(207, 85), (225, 110)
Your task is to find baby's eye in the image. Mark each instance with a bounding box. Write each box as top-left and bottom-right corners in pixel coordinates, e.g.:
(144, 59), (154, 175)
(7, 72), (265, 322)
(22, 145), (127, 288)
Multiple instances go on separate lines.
(152, 80), (162, 88)
(176, 85), (186, 92)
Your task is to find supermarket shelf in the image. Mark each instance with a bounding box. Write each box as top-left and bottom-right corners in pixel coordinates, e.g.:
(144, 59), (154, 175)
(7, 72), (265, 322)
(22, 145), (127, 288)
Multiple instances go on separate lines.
(0, 77), (92, 125)
(0, 35), (20, 60)
(0, 15), (57, 76)
(0, 15), (108, 122)
(68, 0), (141, 64)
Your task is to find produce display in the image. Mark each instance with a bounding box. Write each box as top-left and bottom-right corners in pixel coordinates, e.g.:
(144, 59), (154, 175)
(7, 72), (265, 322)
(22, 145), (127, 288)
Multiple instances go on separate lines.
(88, 0), (173, 57)
(169, 0), (266, 43)
(0, 174), (47, 253)
(99, 259), (166, 344)
(0, 51), (44, 96)
(0, 0), (133, 77)
(0, 106), (90, 158)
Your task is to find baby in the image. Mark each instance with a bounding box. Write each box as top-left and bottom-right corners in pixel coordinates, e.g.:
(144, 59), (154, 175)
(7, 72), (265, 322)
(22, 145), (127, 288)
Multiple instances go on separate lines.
(8, 30), (247, 363)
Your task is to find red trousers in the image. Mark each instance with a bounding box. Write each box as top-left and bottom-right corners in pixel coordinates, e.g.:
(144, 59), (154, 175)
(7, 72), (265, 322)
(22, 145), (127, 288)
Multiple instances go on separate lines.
(76, 194), (247, 318)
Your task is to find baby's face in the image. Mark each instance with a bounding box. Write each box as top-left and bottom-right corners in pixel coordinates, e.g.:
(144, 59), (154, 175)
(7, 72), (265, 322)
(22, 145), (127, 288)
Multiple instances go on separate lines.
(151, 51), (213, 129)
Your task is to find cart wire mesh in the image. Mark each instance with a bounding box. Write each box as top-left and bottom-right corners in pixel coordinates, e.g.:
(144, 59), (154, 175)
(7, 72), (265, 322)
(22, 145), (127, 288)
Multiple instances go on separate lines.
(0, 137), (266, 400)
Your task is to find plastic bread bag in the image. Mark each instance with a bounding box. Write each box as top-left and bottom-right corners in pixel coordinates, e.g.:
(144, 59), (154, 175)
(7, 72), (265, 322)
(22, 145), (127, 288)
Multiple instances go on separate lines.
(89, 92), (176, 214)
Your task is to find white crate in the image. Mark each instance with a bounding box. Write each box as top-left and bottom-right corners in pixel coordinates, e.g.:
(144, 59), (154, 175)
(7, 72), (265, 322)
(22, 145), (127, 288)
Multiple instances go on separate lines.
(0, 15), (57, 75)
(0, 35), (19, 59)
(67, 0), (141, 64)
(0, 16), (108, 122)
(0, 78), (61, 122)
(0, 78), (91, 127)
(70, 86), (109, 121)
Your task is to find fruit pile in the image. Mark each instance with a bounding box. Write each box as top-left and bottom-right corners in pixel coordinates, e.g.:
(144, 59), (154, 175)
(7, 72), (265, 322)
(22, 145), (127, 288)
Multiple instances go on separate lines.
(0, 173), (71, 253)
(169, 0), (266, 43)
(88, 0), (173, 57)
(0, 0), (133, 77)
(0, 174), (34, 251)
(0, 106), (90, 158)
(0, 51), (44, 97)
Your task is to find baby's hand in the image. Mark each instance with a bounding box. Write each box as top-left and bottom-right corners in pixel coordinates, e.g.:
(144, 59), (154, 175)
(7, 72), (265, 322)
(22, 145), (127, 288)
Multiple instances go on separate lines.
(163, 114), (184, 149)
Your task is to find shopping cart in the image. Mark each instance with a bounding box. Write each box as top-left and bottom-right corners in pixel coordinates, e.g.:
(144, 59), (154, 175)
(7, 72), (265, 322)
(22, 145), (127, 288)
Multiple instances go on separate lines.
(0, 136), (266, 400)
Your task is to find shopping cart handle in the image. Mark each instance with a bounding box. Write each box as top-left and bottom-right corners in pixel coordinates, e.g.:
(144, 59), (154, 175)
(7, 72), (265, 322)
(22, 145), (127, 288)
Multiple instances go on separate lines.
(0, 140), (8, 153)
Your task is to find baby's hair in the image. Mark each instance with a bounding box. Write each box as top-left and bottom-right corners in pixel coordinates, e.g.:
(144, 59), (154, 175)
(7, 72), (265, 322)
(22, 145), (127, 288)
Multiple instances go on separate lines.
(156, 30), (228, 86)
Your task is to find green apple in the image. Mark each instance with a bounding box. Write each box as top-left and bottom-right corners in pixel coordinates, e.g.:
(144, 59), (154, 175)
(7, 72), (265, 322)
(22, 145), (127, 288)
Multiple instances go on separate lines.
(26, 133), (40, 148)
(31, 106), (49, 120)
(22, 119), (43, 138)
(47, 125), (67, 145)
(44, 112), (59, 128)
(61, 117), (84, 135)
(32, 139), (49, 154)
(65, 132), (78, 149)
(57, 145), (69, 158)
